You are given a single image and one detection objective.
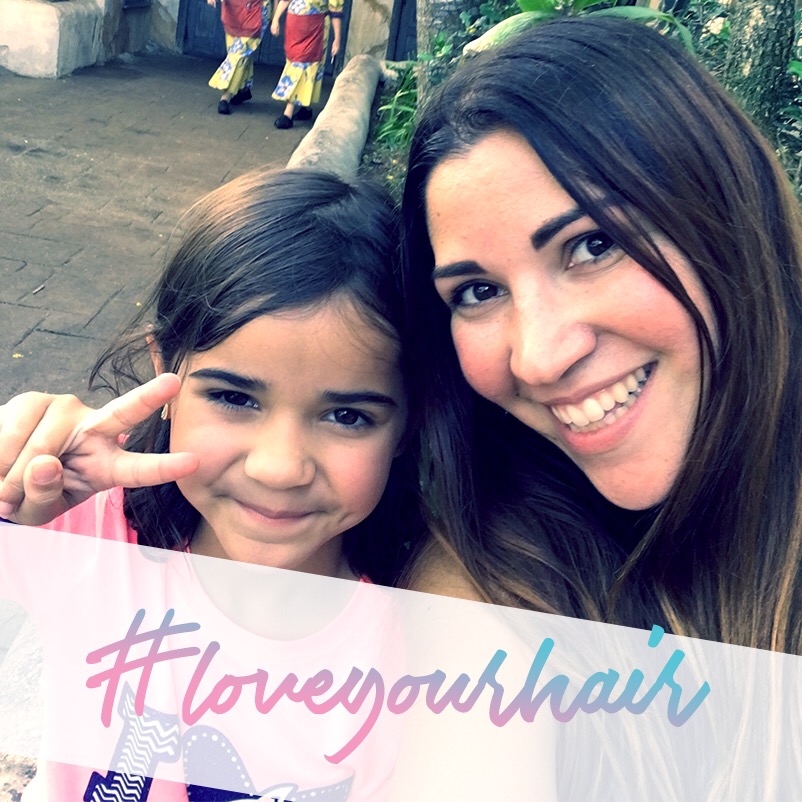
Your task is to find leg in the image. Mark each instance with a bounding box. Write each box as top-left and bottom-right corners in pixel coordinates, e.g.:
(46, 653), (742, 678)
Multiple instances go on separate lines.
(275, 101), (295, 128)
(210, 35), (260, 114)
(231, 48), (257, 105)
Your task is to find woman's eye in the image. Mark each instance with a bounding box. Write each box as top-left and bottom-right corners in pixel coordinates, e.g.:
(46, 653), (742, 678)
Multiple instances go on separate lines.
(569, 231), (620, 266)
(209, 390), (258, 410)
(452, 282), (502, 308)
(325, 408), (373, 428)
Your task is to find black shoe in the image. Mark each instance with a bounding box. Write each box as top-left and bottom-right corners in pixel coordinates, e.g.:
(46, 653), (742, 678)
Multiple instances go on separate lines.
(274, 114), (293, 129)
(217, 99), (231, 115)
(230, 88), (252, 106)
(294, 106), (313, 121)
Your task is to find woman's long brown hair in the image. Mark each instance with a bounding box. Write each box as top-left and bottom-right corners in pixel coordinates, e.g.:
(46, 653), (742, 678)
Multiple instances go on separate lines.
(402, 17), (802, 653)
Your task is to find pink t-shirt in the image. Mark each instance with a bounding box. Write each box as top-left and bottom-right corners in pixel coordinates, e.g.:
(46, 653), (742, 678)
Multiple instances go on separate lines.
(0, 489), (398, 802)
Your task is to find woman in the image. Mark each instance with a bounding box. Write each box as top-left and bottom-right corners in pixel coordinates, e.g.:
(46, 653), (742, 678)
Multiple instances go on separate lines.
(402, 16), (802, 653)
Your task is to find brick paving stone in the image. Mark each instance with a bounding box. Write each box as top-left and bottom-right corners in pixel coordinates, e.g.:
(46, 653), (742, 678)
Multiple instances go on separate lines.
(1, 52), (318, 402)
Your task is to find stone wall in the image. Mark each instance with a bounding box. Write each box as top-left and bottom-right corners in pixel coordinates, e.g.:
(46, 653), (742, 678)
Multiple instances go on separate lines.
(346, 0), (393, 61)
(150, 0), (181, 52)
(0, 0), (102, 78)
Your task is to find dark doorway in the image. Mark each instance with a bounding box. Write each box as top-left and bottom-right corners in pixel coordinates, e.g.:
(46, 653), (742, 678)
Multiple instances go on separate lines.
(387, 0), (416, 60)
(177, 0), (286, 65)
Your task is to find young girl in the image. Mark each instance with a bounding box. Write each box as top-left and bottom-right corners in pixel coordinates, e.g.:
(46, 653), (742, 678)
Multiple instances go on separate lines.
(0, 167), (422, 800)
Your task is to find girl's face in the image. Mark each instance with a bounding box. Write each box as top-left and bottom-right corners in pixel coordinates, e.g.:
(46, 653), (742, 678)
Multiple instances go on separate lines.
(425, 130), (713, 510)
(165, 298), (406, 577)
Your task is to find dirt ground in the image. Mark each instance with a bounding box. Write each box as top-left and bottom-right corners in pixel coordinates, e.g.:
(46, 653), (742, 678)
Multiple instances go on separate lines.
(0, 755), (35, 802)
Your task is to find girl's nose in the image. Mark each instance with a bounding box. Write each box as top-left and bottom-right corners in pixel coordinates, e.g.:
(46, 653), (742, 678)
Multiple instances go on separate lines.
(507, 293), (597, 388)
(243, 420), (315, 489)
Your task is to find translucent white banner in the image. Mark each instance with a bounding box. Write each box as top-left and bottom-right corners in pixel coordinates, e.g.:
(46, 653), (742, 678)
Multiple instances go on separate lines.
(0, 522), (799, 800)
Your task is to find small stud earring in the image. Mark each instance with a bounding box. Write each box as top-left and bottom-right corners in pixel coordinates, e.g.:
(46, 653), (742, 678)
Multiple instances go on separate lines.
(160, 404), (170, 421)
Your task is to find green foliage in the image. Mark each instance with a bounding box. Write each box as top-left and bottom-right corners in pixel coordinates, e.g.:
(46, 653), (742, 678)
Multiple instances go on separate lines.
(367, 0), (802, 200)
(591, 7), (694, 52)
(776, 46), (802, 199)
(465, 0), (694, 56)
(671, 0), (802, 199)
(674, 0), (729, 76)
(374, 67), (417, 150)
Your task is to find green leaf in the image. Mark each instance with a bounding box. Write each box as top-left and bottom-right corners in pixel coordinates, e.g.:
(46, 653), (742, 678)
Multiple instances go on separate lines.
(480, 2), (505, 22)
(670, 20), (695, 53)
(789, 60), (802, 79)
(588, 7), (695, 52)
(463, 10), (554, 54)
(515, 0), (557, 13)
(570, 0), (602, 12)
(588, 6), (667, 22)
(781, 105), (802, 122)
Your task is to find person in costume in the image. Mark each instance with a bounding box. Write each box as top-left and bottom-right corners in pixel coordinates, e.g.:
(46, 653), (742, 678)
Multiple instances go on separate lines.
(269, 0), (342, 129)
(208, 0), (270, 115)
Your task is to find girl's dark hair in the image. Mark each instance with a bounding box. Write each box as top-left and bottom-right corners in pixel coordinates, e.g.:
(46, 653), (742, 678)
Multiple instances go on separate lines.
(92, 168), (423, 585)
(403, 17), (802, 650)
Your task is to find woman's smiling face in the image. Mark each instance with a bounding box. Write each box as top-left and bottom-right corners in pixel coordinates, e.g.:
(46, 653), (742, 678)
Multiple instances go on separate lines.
(425, 130), (713, 510)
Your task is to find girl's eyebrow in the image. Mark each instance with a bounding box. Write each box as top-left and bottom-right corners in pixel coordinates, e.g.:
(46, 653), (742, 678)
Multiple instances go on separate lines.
(188, 368), (266, 392)
(322, 391), (398, 407)
(187, 370), (397, 407)
(432, 207), (590, 280)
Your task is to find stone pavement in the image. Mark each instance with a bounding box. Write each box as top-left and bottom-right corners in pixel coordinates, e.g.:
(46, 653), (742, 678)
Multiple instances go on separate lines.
(0, 51), (328, 401)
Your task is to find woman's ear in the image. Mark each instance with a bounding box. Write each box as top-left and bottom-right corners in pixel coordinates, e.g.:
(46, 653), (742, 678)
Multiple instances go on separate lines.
(147, 334), (165, 376)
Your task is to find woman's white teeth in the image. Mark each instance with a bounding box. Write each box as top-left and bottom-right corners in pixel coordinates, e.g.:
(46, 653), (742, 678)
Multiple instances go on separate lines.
(612, 382), (629, 403)
(549, 367), (651, 431)
(599, 391), (616, 412)
(565, 405), (589, 427)
(584, 398), (605, 422)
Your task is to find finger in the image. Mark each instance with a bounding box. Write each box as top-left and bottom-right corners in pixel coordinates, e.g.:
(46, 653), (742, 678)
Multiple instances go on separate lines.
(0, 392), (56, 480)
(109, 451), (199, 489)
(73, 374), (181, 442)
(9, 456), (68, 526)
(0, 394), (79, 511)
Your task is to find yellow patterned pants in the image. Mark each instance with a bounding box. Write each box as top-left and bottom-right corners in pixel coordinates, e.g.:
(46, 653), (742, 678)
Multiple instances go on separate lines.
(209, 34), (262, 95)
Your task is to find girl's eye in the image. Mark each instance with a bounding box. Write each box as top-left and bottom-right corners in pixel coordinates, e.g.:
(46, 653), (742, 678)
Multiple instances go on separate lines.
(209, 390), (258, 410)
(451, 282), (503, 308)
(568, 231), (620, 267)
(325, 408), (373, 428)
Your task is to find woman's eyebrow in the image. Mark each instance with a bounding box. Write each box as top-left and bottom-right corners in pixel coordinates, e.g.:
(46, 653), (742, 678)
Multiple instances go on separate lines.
(432, 208), (591, 280)
(432, 260), (485, 281)
(322, 391), (398, 407)
(188, 368), (266, 392)
(531, 207), (588, 249)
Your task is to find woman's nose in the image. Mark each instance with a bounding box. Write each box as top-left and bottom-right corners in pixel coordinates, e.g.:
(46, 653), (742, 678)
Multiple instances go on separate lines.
(507, 292), (597, 388)
(243, 419), (315, 489)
